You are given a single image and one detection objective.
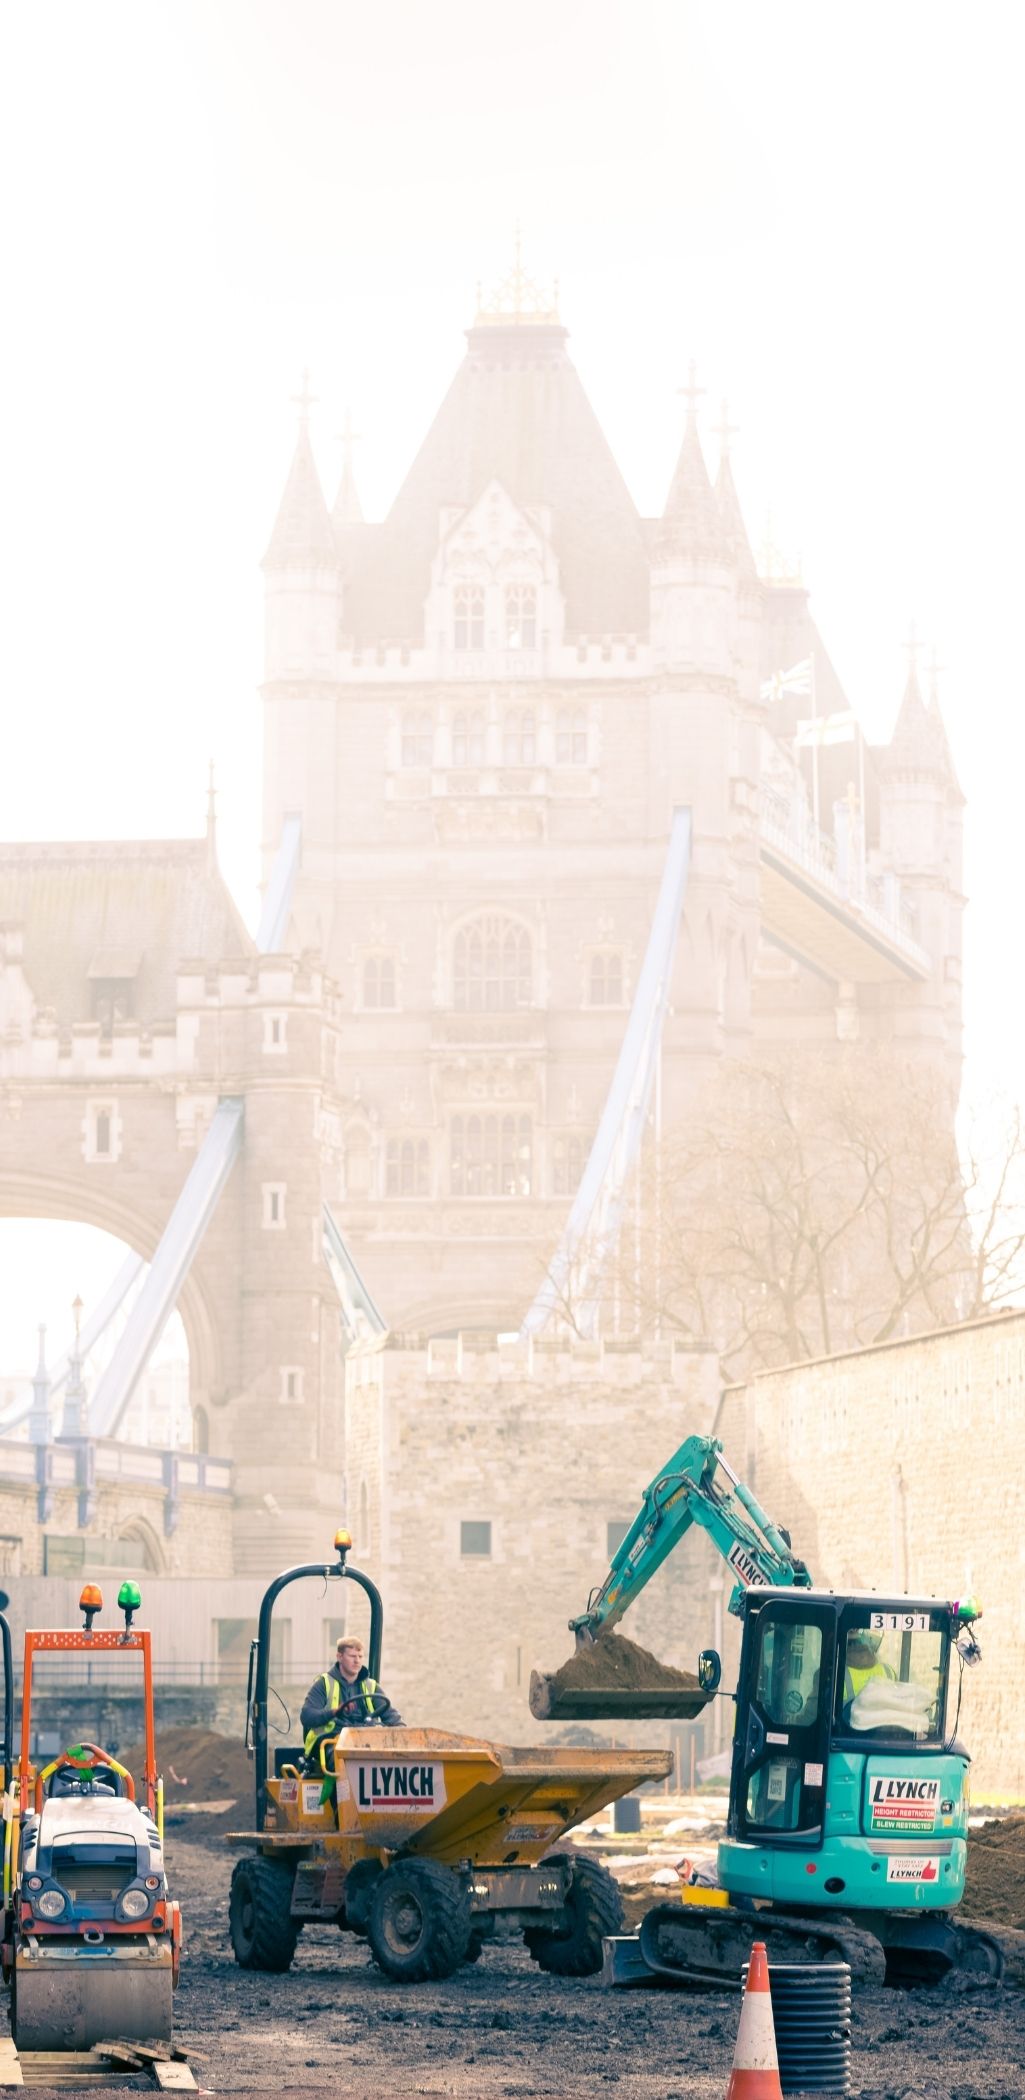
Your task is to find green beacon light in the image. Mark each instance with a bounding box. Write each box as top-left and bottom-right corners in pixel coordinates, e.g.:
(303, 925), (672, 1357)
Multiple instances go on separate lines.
(118, 1580), (142, 1631)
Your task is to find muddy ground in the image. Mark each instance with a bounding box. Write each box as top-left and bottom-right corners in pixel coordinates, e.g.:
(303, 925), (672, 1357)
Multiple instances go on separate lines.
(30, 1829), (1019, 2100)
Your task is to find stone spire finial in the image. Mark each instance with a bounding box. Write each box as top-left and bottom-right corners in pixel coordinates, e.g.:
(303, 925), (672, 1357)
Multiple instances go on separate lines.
(61, 1295), (88, 1439)
(927, 644), (944, 706)
(263, 373), (336, 569)
(881, 629), (960, 792)
(715, 399), (739, 462)
(678, 360), (706, 432)
(290, 368), (318, 427)
(714, 402), (756, 580)
(333, 407), (364, 528)
(29, 1323), (52, 1446)
(659, 362), (726, 558)
(474, 228), (561, 327)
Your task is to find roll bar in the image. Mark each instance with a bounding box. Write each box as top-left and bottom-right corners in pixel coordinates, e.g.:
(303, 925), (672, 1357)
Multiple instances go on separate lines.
(0, 1611), (12, 1794)
(248, 1551), (383, 1832)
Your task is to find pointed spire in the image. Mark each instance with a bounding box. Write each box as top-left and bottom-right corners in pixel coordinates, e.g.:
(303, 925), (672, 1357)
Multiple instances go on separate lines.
(61, 1296), (88, 1439)
(713, 401), (757, 580)
(29, 1324), (52, 1446)
(880, 625), (960, 789)
(263, 372), (336, 568)
(925, 647), (964, 800)
(658, 362), (727, 559)
(332, 408), (364, 528)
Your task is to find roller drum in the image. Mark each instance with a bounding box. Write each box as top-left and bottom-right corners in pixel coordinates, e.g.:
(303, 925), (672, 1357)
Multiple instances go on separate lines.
(13, 1938), (174, 2052)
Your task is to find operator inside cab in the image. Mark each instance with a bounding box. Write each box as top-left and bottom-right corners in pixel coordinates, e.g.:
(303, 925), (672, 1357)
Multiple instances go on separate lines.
(843, 1628), (895, 1704)
(300, 1636), (403, 1773)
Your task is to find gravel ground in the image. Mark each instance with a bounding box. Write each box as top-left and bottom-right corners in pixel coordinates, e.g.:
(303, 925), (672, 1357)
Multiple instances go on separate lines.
(166, 1836), (1025, 2100)
(13, 1834), (1025, 2097)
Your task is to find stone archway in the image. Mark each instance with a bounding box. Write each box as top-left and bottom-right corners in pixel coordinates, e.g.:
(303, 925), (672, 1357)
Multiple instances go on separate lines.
(0, 1168), (226, 1430)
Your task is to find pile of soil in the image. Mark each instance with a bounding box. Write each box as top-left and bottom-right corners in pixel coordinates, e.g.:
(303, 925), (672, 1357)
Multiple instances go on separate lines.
(544, 1629), (700, 1698)
(119, 1726), (253, 1806)
(962, 1815), (1025, 1928)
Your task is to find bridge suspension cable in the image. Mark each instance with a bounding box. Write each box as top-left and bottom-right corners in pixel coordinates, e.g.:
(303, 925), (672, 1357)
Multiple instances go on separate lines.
(520, 806), (691, 1341)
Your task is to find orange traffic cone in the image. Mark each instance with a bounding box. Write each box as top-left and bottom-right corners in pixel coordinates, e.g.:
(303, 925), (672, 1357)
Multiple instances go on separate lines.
(725, 1941), (784, 2100)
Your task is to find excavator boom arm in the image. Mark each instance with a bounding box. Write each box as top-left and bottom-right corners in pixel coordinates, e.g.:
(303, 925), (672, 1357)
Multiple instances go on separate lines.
(572, 1434), (813, 1635)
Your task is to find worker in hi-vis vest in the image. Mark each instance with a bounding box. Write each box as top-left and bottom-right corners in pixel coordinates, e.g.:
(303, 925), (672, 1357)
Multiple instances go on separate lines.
(842, 1628), (896, 1708)
(300, 1634), (403, 1769)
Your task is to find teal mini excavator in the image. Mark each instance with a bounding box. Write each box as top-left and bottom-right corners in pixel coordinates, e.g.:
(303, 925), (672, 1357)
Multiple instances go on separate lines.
(530, 1433), (1025, 1987)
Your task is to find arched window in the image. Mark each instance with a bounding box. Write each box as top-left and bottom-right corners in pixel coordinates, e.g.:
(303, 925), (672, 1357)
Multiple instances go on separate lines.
(502, 709), (536, 767)
(450, 1114), (533, 1197)
(505, 584), (537, 649)
(556, 707), (588, 765)
(452, 709), (486, 767)
(453, 915), (532, 1011)
(363, 955), (396, 1009)
(401, 711), (433, 767)
(454, 584), (485, 650)
(552, 1134), (584, 1196)
(589, 951), (624, 1006)
(385, 1138), (430, 1197)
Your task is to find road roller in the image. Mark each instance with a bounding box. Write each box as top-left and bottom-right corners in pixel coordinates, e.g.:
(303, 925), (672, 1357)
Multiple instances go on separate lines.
(1, 1582), (181, 2053)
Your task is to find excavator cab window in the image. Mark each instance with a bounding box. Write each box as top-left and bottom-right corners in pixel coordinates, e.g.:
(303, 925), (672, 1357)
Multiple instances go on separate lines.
(732, 1600), (836, 1846)
(833, 1606), (949, 1743)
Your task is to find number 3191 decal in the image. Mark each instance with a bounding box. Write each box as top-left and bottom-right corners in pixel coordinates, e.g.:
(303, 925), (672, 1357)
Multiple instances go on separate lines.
(869, 1611), (929, 1632)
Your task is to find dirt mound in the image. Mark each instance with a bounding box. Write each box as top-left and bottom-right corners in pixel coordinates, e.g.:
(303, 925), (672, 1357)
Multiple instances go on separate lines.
(962, 1815), (1025, 1929)
(545, 1630), (700, 1697)
(119, 1726), (252, 1806)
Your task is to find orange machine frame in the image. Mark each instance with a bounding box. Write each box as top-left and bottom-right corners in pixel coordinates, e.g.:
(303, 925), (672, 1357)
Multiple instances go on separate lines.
(19, 1627), (158, 1821)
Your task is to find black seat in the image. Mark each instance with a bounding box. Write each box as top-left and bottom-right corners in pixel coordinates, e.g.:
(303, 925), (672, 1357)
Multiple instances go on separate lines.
(47, 1766), (124, 1799)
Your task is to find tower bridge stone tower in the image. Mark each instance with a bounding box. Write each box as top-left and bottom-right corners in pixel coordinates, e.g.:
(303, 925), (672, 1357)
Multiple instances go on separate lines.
(0, 841), (348, 1572)
(262, 278), (964, 1333)
(0, 275), (965, 1596)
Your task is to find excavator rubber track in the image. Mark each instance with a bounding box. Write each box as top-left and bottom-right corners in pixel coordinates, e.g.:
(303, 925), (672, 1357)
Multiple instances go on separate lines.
(637, 1901), (888, 1989)
(943, 1918), (1025, 1988)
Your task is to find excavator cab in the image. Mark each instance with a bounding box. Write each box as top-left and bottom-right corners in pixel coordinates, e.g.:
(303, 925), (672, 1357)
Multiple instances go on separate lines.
(724, 1588), (966, 1909)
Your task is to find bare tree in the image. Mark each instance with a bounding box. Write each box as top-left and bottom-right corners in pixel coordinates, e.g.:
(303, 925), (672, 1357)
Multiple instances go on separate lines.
(537, 1051), (1025, 1377)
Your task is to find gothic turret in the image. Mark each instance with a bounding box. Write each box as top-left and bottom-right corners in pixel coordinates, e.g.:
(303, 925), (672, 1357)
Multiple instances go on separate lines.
(651, 367), (733, 676)
(262, 375), (340, 683)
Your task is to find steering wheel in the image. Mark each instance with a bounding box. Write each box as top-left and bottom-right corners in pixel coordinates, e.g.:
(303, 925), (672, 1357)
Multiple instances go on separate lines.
(314, 1693), (394, 1775)
(336, 1689), (392, 1724)
(36, 1742), (135, 1811)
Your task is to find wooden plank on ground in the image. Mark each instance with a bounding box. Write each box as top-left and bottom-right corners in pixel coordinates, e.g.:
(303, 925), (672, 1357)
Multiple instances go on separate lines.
(151, 2064), (197, 2091)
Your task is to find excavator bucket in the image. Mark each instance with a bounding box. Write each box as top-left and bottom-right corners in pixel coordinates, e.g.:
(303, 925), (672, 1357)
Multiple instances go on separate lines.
(529, 1629), (719, 1723)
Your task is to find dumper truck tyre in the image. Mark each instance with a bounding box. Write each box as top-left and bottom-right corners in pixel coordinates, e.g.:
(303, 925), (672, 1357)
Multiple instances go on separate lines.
(368, 1859), (472, 1981)
(229, 1856), (300, 1972)
(525, 1853), (623, 1977)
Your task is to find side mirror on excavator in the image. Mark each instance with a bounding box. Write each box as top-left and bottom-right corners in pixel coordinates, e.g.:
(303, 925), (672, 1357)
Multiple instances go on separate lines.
(698, 1649), (722, 1693)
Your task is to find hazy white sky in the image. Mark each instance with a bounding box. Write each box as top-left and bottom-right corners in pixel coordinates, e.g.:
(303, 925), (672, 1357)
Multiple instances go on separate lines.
(1, 1), (1023, 1356)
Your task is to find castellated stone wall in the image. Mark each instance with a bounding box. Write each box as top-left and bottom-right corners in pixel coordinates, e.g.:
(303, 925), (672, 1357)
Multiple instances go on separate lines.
(344, 1336), (732, 1748)
(724, 1307), (1025, 1802)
